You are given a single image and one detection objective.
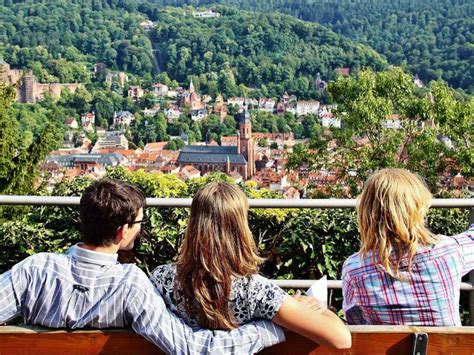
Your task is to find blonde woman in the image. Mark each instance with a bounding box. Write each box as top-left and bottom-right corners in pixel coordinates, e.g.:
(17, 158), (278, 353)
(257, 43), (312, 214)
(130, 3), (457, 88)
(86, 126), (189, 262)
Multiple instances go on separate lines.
(151, 181), (351, 349)
(343, 168), (474, 325)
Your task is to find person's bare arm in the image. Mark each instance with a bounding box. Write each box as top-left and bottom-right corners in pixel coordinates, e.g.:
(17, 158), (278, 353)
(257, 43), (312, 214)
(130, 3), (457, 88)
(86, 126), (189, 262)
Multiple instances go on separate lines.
(293, 291), (327, 313)
(293, 293), (343, 321)
(273, 295), (351, 349)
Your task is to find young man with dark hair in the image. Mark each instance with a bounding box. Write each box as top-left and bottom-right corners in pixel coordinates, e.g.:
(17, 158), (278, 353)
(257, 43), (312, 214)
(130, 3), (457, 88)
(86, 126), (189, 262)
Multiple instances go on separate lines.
(0, 179), (284, 354)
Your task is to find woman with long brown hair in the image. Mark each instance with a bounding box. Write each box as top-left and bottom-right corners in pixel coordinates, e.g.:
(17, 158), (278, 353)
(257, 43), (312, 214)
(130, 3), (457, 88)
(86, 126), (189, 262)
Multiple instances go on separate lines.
(151, 181), (351, 349)
(343, 168), (474, 325)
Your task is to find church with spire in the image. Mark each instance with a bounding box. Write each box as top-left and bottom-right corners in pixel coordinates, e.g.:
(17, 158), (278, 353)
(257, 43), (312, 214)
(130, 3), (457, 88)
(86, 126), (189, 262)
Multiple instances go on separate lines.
(177, 103), (255, 179)
(180, 79), (203, 110)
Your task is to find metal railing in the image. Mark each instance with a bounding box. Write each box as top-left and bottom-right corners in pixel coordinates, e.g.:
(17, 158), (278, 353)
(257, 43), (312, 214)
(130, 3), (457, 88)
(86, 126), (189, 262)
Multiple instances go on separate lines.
(1, 195), (473, 325)
(1, 195), (473, 209)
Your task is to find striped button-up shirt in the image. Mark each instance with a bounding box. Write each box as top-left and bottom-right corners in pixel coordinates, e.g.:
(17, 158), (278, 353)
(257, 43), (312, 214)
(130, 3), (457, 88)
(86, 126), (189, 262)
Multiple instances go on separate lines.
(0, 245), (285, 354)
(343, 226), (474, 326)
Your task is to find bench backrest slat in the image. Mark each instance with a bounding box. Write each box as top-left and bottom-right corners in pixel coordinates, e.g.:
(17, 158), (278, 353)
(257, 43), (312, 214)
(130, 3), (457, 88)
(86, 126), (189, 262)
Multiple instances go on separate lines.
(1, 326), (473, 355)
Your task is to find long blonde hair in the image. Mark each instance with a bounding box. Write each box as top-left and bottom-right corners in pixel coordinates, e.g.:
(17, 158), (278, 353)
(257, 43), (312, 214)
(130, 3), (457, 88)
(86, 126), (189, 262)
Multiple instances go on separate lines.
(176, 181), (263, 330)
(357, 168), (438, 279)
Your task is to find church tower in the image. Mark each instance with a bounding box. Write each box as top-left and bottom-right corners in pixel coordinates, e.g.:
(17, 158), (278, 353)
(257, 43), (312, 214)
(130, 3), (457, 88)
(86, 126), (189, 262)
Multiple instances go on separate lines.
(238, 101), (255, 178)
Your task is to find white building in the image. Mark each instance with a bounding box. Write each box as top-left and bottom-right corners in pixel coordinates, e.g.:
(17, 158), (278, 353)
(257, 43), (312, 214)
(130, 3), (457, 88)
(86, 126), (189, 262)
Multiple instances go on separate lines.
(269, 175), (289, 191)
(193, 10), (221, 18)
(140, 20), (155, 31)
(82, 121), (94, 132)
(64, 117), (79, 129)
(382, 114), (401, 129)
(81, 112), (95, 125)
(191, 108), (208, 121)
(92, 131), (129, 152)
(438, 135), (454, 149)
(142, 107), (160, 117)
(227, 97), (245, 110)
(296, 100), (320, 116)
(258, 98), (276, 113)
(113, 111), (135, 127)
(414, 75), (424, 88)
(128, 86), (144, 102)
(164, 106), (181, 121)
(321, 112), (341, 128)
(151, 83), (169, 97)
(181, 165), (201, 179)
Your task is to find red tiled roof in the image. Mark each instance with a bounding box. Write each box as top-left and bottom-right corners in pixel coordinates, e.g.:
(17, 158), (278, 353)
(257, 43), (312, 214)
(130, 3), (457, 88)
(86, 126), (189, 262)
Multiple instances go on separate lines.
(145, 142), (168, 151)
(338, 67), (350, 76)
(137, 152), (159, 161)
(221, 136), (237, 142)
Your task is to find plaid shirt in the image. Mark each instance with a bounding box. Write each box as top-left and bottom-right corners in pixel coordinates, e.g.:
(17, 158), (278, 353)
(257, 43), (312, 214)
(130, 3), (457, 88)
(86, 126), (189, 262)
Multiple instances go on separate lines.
(342, 226), (474, 326)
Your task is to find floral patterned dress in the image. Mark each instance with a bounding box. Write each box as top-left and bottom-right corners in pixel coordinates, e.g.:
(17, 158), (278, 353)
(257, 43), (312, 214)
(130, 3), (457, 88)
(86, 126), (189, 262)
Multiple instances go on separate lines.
(150, 264), (288, 327)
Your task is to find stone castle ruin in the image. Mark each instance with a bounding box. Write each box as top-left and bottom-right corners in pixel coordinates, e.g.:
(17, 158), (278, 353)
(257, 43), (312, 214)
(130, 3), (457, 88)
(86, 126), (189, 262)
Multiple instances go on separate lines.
(1, 59), (83, 103)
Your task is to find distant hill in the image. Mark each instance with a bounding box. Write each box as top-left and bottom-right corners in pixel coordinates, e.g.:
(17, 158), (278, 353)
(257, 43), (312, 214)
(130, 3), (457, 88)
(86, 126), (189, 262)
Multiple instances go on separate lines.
(149, 6), (387, 98)
(0, 0), (387, 98)
(153, 0), (474, 93)
(0, 0), (154, 81)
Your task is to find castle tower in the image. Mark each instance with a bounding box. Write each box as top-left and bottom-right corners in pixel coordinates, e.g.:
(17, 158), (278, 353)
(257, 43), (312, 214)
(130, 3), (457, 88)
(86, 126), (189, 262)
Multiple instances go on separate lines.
(22, 70), (35, 103)
(238, 101), (255, 178)
(0, 57), (10, 83)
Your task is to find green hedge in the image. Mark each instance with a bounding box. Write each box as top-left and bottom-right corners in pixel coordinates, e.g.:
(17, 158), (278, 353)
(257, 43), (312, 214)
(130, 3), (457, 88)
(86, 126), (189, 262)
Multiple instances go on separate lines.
(0, 168), (470, 323)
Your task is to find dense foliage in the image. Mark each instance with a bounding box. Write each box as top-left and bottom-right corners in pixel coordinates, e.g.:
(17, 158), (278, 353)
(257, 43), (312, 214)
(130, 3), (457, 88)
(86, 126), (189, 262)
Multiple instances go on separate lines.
(0, 168), (470, 322)
(150, 7), (386, 98)
(288, 68), (474, 196)
(156, 0), (474, 93)
(1, 1), (387, 99)
(1, 0), (154, 81)
(0, 83), (61, 194)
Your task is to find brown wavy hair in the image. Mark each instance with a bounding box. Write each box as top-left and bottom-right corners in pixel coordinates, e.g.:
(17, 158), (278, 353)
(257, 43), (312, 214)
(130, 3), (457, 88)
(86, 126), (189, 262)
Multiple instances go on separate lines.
(176, 181), (263, 330)
(357, 168), (438, 279)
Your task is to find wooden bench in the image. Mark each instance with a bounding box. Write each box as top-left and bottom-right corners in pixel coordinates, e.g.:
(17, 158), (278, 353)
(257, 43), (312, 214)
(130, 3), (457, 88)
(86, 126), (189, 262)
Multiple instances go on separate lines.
(1, 325), (473, 354)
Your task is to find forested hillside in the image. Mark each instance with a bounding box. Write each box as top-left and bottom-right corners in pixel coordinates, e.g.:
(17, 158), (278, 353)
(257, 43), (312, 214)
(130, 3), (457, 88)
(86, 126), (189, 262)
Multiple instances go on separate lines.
(0, 0), (154, 82)
(0, 0), (386, 98)
(150, 7), (386, 98)
(154, 0), (474, 93)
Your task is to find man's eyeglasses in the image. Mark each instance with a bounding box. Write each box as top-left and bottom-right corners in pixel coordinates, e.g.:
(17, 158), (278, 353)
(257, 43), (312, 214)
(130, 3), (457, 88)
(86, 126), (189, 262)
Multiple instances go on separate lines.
(129, 217), (150, 225)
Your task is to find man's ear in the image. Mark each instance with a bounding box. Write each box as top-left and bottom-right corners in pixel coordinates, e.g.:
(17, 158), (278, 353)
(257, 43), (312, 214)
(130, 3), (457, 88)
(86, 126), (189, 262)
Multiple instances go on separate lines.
(115, 224), (128, 244)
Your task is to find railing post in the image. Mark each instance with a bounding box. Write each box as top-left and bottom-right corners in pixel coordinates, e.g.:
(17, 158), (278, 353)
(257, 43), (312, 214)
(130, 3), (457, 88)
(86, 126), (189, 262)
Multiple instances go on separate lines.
(470, 208), (474, 326)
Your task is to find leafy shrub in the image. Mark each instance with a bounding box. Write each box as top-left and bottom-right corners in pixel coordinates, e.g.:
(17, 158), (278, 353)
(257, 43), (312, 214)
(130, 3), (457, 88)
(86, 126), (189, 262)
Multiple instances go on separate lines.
(0, 168), (470, 323)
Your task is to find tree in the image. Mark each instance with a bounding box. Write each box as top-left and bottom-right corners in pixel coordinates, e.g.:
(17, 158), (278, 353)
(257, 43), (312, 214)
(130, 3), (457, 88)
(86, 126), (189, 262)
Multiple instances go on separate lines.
(153, 112), (169, 142)
(140, 93), (157, 109)
(258, 138), (269, 147)
(165, 138), (185, 150)
(0, 83), (18, 192)
(156, 72), (172, 86)
(288, 68), (473, 196)
(68, 87), (92, 113)
(0, 83), (60, 194)
(218, 69), (238, 97)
